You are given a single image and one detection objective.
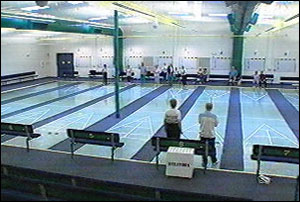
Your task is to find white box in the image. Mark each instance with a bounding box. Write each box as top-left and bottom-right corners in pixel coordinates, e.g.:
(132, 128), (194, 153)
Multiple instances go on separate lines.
(165, 147), (194, 179)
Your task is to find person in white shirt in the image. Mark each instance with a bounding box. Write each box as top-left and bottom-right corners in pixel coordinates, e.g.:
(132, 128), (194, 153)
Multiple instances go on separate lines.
(199, 103), (219, 167)
(164, 99), (182, 139)
(253, 71), (260, 88)
(126, 65), (132, 83)
(180, 66), (187, 86)
(154, 65), (160, 84)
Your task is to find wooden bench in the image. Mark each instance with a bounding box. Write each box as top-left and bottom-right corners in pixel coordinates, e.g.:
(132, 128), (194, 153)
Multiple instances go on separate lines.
(1, 122), (41, 151)
(251, 145), (299, 201)
(89, 70), (103, 78)
(67, 129), (124, 160)
(1, 71), (38, 86)
(63, 71), (79, 78)
(151, 137), (214, 173)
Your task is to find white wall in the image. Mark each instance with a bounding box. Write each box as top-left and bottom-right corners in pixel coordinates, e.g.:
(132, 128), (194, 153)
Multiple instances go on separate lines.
(1, 43), (51, 77)
(1, 22), (298, 79)
(244, 23), (299, 77)
(47, 37), (114, 77)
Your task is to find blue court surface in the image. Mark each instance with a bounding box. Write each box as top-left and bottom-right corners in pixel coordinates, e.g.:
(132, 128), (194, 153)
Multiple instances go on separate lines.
(1, 80), (299, 177)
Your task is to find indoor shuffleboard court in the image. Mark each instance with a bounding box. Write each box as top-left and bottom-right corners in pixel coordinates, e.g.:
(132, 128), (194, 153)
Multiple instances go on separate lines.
(1, 1), (299, 201)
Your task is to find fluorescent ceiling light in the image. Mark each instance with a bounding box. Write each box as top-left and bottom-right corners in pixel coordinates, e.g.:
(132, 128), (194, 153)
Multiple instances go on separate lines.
(168, 11), (190, 15)
(1, 14), (55, 23)
(68, 1), (84, 5)
(208, 14), (228, 17)
(122, 17), (151, 24)
(21, 6), (49, 11)
(88, 17), (108, 21)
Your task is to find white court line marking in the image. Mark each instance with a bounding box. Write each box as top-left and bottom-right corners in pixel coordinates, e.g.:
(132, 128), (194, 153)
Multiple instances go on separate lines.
(123, 122), (145, 138)
(241, 92), (267, 102)
(1, 107), (10, 113)
(1, 80), (57, 94)
(30, 109), (51, 124)
(147, 116), (154, 138)
(83, 113), (95, 129)
(266, 129), (273, 145)
(52, 115), (88, 133)
(244, 124), (299, 147)
(109, 117), (149, 131)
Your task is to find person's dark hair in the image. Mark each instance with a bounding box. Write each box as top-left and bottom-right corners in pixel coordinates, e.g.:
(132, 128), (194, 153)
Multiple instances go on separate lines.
(104, 64), (107, 68)
(206, 103), (213, 111)
(170, 99), (177, 109)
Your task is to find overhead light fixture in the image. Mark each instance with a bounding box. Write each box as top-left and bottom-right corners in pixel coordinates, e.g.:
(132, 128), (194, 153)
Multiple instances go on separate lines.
(88, 17), (108, 21)
(21, 6), (49, 11)
(208, 14), (228, 17)
(1, 14), (55, 23)
(67, 1), (84, 5)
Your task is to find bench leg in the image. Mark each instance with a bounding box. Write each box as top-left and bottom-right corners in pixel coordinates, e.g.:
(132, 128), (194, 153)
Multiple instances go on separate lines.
(111, 147), (115, 161)
(70, 142), (74, 158)
(26, 138), (30, 152)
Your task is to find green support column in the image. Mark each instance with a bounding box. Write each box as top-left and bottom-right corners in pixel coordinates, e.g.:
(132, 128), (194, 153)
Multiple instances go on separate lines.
(232, 35), (244, 75)
(114, 10), (120, 118)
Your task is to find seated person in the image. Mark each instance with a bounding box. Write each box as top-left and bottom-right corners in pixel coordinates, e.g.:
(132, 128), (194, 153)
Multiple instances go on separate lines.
(196, 67), (204, 84)
(259, 71), (267, 88)
(202, 68), (209, 84)
(228, 66), (238, 85)
(164, 99), (182, 140)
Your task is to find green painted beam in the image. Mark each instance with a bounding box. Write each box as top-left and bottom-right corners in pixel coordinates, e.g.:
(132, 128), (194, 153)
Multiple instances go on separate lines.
(114, 10), (120, 119)
(232, 36), (244, 75)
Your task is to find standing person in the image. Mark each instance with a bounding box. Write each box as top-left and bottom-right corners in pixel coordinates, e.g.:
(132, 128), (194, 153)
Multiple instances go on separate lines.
(259, 71), (267, 88)
(140, 62), (147, 84)
(167, 64), (174, 86)
(126, 65), (132, 83)
(181, 66), (187, 86)
(253, 71), (260, 88)
(154, 65), (161, 84)
(162, 63), (168, 82)
(102, 64), (108, 85)
(164, 99), (182, 140)
(228, 66), (238, 85)
(199, 103), (219, 167)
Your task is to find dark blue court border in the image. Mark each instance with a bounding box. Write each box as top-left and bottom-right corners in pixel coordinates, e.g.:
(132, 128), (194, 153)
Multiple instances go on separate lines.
(32, 84), (137, 129)
(220, 88), (244, 171)
(1, 82), (82, 105)
(132, 86), (206, 161)
(267, 89), (299, 140)
(1, 84), (104, 119)
(49, 85), (171, 152)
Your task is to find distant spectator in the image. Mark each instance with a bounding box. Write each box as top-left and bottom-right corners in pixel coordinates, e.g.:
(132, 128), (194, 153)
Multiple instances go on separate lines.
(202, 68), (209, 84)
(154, 65), (161, 84)
(167, 64), (174, 86)
(140, 62), (147, 84)
(253, 71), (260, 88)
(126, 65), (132, 83)
(259, 71), (267, 88)
(199, 103), (219, 167)
(102, 64), (108, 85)
(197, 67), (203, 84)
(164, 99), (182, 140)
(228, 66), (238, 85)
(181, 66), (187, 86)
